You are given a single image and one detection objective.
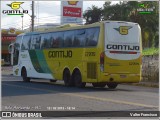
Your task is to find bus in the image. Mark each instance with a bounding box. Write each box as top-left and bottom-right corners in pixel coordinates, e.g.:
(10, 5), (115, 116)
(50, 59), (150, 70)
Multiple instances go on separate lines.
(9, 21), (142, 89)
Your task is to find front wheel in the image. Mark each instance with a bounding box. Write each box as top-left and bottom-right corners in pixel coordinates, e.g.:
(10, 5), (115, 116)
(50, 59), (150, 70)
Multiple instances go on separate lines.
(73, 70), (86, 88)
(22, 68), (30, 82)
(107, 83), (118, 89)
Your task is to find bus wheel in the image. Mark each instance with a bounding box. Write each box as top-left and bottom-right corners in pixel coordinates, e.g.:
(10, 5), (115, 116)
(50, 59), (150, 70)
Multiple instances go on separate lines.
(22, 68), (30, 82)
(50, 79), (57, 83)
(63, 69), (74, 86)
(107, 83), (118, 89)
(92, 83), (106, 88)
(74, 70), (86, 88)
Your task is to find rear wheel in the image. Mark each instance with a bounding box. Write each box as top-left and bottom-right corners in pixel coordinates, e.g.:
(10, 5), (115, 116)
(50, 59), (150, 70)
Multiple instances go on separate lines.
(92, 83), (106, 88)
(73, 70), (86, 88)
(107, 83), (118, 89)
(22, 68), (30, 82)
(63, 69), (74, 86)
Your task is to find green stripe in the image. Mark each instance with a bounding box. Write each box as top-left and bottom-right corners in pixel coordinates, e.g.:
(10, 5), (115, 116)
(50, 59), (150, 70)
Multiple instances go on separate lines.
(35, 50), (51, 73)
(29, 50), (44, 73)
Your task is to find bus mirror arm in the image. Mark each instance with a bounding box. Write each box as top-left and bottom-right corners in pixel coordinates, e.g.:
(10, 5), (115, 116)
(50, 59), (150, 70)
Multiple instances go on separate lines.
(8, 44), (14, 54)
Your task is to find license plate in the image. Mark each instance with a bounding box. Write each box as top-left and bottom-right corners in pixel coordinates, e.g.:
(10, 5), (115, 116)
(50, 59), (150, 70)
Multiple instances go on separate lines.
(120, 75), (126, 78)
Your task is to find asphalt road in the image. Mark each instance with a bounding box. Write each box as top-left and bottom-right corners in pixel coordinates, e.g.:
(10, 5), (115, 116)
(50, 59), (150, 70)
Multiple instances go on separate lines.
(1, 74), (159, 118)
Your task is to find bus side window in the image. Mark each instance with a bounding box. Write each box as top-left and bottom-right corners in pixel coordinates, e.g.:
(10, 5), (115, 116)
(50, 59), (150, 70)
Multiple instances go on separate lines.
(40, 34), (45, 49)
(56, 32), (64, 48)
(85, 27), (100, 46)
(22, 35), (31, 50)
(41, 33), (51, 49)
(30, 35), (35, 49)
(30, 35), (40, 50)
(14, 37), (21, 51)
(35, 36), (41, 49)
(51, 32), (59, 48)
(74, 29), (86, 47)
(64, 30), (74, 47)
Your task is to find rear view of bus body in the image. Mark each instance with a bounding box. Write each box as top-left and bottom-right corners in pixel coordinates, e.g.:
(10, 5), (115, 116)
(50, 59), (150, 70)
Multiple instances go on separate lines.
(100, 21), (142, 84)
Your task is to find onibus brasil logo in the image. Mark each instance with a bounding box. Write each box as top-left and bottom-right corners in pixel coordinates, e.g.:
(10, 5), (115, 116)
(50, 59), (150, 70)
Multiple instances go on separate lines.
(137, 3), (155, 14)
(2, 2), (28, 16)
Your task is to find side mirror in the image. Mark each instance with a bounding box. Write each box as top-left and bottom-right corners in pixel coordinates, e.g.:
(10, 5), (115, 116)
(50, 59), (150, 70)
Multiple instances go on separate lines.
(8, 44), (14, 54)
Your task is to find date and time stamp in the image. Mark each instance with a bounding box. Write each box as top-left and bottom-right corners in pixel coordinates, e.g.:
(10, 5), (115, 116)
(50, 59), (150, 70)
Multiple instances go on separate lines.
(2, 105), (76, 118)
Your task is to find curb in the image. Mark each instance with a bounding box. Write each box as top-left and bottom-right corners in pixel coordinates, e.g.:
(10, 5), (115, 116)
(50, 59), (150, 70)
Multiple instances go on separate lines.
(125, 82), (159, 88)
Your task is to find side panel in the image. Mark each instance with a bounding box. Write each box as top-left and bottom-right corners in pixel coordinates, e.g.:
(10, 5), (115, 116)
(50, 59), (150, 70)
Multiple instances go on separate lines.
(13, 24), (104, 83)
(43, 48), (99, 83)
(13, 50), (54, 79)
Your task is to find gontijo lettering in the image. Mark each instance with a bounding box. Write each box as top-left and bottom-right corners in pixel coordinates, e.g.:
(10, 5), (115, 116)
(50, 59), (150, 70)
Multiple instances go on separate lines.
(48, 50), (72, 58)
(106, 44), (139, 50)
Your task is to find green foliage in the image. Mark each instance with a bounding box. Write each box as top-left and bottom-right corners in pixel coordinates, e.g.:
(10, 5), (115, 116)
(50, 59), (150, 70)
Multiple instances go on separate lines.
(83, 5), (103, 24)
(142, 47), (159, 56)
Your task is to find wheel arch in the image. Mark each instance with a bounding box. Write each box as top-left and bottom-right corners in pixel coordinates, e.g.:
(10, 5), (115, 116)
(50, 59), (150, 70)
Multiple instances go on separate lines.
(63, 67), (71, 76)
(72, 68), (81, 77)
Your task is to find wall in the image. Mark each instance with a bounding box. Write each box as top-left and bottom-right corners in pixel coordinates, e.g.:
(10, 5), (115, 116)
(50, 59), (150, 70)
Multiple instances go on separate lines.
(142, 55), (159, 82)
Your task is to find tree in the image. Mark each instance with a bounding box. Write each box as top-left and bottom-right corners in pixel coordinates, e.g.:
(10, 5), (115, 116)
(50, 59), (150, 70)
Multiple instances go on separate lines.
(103, 1), (131, 21)
(83, 5), (103, 24)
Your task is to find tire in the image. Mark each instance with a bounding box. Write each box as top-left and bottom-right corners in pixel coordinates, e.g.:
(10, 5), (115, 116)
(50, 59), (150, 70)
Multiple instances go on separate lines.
(63, 69), (74, 86)
(22, 68), (30, 82)
(107, 83), (118, 89)
(50, 79), (57, 83)
(73, 70), (86, 88)
(92, 83), (106, 88)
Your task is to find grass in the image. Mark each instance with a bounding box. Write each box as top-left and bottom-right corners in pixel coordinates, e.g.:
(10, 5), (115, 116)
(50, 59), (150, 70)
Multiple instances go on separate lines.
(142, 47), (159, 56)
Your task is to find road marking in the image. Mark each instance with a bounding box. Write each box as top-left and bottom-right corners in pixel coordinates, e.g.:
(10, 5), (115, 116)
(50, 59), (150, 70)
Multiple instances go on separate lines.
(65, 93), (158, 108)
(3, 83), (158, 109)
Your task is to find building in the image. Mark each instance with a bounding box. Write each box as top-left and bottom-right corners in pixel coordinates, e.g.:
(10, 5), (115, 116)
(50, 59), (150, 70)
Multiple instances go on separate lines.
(1, 28), (24, 65)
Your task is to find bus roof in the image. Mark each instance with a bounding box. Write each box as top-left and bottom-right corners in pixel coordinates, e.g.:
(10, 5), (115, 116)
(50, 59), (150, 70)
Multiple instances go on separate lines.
(17, 21), (138, 36)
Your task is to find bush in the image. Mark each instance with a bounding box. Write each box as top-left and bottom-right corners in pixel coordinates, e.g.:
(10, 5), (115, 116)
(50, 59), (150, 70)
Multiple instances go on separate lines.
(142, 47), (159, 56)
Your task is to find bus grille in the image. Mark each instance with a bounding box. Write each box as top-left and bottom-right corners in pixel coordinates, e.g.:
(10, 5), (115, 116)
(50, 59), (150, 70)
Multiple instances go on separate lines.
(87, 63), (97, 79)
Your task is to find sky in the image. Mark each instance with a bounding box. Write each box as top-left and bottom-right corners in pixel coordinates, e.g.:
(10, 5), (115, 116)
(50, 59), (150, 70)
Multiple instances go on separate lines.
(1, 1), (119, 30)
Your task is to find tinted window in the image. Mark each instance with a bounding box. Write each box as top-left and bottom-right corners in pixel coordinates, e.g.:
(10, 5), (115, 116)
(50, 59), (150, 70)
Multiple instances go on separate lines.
(21, 35), (31, 50)
(64, 30), (74, 47)
(85, 27), (100, 46)
(74, 29), (86, 47)
(14, 36), (22, 50)
(50, 32), (64, 48)
(41, 33), (51, 49)
(30, 35), (41, 49)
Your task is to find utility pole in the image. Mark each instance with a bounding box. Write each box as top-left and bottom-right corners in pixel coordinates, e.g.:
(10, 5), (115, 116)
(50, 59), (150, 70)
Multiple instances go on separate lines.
(21, 15), (23, 30)
(31, 1), (34, 32)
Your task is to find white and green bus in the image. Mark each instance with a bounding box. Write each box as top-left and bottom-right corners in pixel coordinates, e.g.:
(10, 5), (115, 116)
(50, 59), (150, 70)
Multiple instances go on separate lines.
(9, 21), (142, 88)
